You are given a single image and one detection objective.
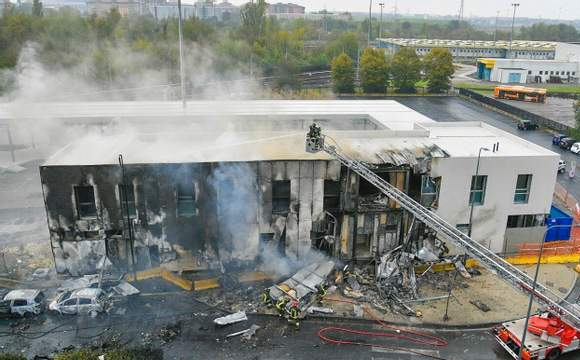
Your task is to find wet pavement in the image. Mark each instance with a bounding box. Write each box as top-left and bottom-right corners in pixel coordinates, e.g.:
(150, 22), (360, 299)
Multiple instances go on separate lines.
(394, 96), (580, 202)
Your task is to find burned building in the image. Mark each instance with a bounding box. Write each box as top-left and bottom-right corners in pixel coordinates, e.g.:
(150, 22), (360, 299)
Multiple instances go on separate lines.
(36, 101), (559, 275)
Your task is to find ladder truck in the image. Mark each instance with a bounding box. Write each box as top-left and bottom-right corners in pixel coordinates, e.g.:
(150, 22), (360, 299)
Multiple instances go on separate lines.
(305, 124), (580, 360)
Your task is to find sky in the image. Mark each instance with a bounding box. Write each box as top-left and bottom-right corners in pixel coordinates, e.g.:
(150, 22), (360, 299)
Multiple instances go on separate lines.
(227, 0), (580, 21)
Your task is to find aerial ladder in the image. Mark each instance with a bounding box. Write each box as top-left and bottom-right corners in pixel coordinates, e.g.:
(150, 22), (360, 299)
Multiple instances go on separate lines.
(305, 124), (580, 360)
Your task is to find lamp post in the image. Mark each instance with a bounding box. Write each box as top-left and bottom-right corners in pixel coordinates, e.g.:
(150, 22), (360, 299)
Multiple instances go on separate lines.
(518, 224), (570, 360)
(378, 3), (385, 40)
(368, 0), (373, 47)
(468, 147), (489, 237)
(494, 11), (500, 42)
(177, 0), (186, 108)
(509, 3), (520, 58)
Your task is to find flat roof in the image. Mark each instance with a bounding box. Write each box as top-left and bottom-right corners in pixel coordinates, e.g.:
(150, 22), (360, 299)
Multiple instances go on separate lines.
(478, 57), (578, 65)
(38, 100), (558, 166)
(378, 38), (556, 51)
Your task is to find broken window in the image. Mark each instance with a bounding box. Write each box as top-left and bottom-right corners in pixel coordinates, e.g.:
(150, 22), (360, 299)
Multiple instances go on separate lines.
(118, 184), (136, 218)
(74, 186), (97, 218)
(514, 174), (532, 204)
(323, 180), (340, 211)
(507, 214), (545, 228)
(176, 183), (196, 217)
(272, 180), (290, 214)
(469, 175), (487, 206)
(420, 176), (440, 208)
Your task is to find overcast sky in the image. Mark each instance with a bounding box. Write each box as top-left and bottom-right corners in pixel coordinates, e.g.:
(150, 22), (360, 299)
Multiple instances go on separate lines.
(227, 0), (580, 21)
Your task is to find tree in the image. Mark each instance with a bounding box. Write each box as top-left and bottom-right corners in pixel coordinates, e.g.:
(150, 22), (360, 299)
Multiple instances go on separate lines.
(423, 48), (454, 93)
(359, 47), (388, 94)
(240, 0), (267, 74)
(32, 0), (43, 17)
(331, 53), (354, 94)
(391, 47), (421, 93)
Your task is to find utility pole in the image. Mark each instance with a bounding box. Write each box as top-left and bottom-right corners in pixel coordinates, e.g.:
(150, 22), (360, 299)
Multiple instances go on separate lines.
(177, 0), (186, 108)
(378, 3), (385, 40)
(458, 0), (464, 21)
(368, 0), (373, 47)
(494, 10), (500, 41)
(509, 3), (520, 59)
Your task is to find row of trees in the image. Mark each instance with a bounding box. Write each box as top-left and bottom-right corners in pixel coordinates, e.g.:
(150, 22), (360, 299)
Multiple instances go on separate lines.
(331, 47), (453, 94)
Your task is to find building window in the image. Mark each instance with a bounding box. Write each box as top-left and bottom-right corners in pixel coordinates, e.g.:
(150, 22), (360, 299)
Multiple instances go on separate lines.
(469, 175), (487, 205)
(567, 71), (571, 75)
(573, 72), (576, 76)
(456, 224), (470, 234)
(556, 71), (560, 75)
(514, 174), (532, 204)
(176, 183), (195, 217)
(539, 71), (543, 75)
(420, 175), (440, 208)
(323, 180), (340, 212)
(507, 214), (545, 228)
(119, 184), (136, 218)
(272, 180), (291, 214)
(550, 71), (554, 75)
(528, 70), (532, 75)
(74, 186), (97, 218)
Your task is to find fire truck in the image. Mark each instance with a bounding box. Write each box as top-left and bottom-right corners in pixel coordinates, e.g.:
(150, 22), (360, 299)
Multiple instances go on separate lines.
(305, 124), (580, 360)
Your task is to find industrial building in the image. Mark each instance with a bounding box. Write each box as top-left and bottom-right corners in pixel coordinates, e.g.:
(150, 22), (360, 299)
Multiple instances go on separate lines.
(377, 38), (556, 61)
(33, 101), (558, 276)
(476, 58), (580, 84)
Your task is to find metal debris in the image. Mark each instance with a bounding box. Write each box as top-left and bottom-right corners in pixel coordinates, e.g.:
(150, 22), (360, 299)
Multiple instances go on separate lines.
(469, 300), (490, 312)
(226, 324), (260, 340)
(111, 282), (140, 297)
(213, 311), (248, 326)
(307, 306), (334, 315)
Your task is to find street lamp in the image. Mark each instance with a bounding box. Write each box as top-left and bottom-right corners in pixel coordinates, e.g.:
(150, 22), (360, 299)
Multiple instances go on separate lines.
(468, 147), (490, 237)
(177, 0), (186, 108)
(518, 224), (570, 360)
(368, 0), (373, 47)
(378, 3), (385, 40)
(509, 3), (520, 58)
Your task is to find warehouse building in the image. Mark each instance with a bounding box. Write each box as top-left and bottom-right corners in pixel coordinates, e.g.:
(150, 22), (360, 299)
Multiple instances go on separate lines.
(377, 38), (556, 61)
(476, 58), (580, 84)
(32, 101), (558, 275)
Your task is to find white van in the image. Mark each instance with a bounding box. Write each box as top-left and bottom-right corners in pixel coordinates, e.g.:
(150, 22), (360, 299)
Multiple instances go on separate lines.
(571, 142), (580, 155)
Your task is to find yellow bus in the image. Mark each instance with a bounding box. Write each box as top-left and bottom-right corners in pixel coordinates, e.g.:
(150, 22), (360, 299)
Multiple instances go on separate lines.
(493, 85), (547, 103)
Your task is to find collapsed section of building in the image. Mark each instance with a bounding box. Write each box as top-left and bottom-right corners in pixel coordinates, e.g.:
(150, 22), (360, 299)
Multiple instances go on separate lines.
(36, 100), (559, 275)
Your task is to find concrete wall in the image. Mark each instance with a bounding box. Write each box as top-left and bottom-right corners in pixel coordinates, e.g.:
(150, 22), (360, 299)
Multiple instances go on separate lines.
(555, 43), (580, 62)
(431, 154), (558, 253)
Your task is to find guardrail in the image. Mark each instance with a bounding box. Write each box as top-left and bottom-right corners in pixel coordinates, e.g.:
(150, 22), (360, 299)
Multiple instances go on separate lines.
(457, 88), (572, 133)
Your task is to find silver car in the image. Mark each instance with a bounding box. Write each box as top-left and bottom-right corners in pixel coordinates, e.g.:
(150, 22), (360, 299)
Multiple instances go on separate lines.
(49, 288), (105, 315)
(4, 289), (45, 316)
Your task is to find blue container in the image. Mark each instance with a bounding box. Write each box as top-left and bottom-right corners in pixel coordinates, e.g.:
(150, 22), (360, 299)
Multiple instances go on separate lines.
(545, 205), (573, 242)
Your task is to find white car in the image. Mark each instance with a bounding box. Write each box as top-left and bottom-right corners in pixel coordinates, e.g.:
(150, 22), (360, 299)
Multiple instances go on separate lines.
(558, 160), (567, 174)
(49, 288), (105, 315)
(571, 142), (580, 155)
(3, 289), (45, 316)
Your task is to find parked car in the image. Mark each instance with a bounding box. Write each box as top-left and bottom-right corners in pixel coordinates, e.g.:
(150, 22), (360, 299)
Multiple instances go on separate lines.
(571, 142), (580, 155)
(3, 289), (45, 316)
(49, 288), (105, 315)
(559, 137), (577, 150)
(558, 160), (567, 174)
(553, 134), (567, 145)
(517, 119), (539, 130)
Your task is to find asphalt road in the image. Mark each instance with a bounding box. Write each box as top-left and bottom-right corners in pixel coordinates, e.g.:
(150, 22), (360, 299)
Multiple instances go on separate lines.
(394, 96), (580, 203)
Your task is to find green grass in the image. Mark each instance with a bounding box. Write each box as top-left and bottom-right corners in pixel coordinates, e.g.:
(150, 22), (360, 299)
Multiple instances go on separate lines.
(454, 82), (580, 94)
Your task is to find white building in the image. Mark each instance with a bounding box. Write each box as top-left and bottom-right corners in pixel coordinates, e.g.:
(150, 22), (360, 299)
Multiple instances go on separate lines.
(477, 58), (580, 84)
(0, 100), (557, 273)
(377, 38), (556, 61)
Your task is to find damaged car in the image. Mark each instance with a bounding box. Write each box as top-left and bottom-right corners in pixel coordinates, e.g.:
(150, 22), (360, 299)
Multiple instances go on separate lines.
(3, 289), (45, 316)
(49, 288), (106, 316)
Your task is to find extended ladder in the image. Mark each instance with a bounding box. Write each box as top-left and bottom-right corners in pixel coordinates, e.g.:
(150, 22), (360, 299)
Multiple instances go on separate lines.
(305, 124), (580, 327)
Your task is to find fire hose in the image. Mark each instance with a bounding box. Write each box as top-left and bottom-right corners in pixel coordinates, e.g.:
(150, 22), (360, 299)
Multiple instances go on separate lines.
(317, 298), (449, 360)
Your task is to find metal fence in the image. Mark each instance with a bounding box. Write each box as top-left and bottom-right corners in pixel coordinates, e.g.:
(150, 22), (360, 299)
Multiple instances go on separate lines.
(458, 88), (572, 133)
